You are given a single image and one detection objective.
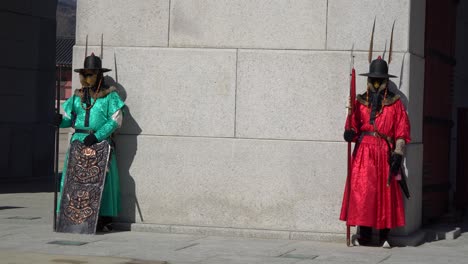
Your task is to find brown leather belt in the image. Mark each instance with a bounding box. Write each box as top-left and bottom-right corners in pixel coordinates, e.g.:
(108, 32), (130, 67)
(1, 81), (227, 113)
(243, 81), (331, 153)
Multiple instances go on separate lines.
(361, 131), (379, 137)
(361, 131), (392, 143)
(361, 131), (393, 150)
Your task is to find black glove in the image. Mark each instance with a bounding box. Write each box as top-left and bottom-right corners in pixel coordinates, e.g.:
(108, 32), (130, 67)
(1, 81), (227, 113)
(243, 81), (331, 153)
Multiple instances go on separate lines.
(83, 134), (98, 146)
(54, 113), (63, 127)
(389, 153), (403, 174)
(343, 130), (356, 142)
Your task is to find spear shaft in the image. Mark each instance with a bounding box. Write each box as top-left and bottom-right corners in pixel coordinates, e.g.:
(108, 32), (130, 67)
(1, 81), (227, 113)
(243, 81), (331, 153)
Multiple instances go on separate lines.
(53, 66), (61, 231)
(345, 47), (355, 246)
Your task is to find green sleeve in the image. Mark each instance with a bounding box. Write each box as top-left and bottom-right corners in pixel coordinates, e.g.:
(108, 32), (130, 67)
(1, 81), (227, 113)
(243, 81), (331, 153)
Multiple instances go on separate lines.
(59, 96), (75, 128)
(94, 92), (125, 141)
(60, 117), (72, 128)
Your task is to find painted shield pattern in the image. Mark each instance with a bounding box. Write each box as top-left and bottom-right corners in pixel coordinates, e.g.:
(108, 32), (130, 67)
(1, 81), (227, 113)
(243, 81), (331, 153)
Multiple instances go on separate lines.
(57, 140), (110, 234)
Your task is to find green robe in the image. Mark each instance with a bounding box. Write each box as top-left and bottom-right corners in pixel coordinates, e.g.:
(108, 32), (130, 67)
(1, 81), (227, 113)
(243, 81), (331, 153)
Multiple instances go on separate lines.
(58, 87), (125, 217)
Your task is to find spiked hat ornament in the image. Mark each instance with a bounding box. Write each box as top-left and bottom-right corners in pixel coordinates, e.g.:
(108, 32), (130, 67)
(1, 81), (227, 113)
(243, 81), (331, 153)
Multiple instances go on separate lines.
(359, 20), (397, 79)
(74, 34), (111, 73)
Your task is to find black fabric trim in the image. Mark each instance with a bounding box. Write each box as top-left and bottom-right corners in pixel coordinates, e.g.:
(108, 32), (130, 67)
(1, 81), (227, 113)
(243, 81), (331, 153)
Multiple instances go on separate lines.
(85, 108), (90, 127)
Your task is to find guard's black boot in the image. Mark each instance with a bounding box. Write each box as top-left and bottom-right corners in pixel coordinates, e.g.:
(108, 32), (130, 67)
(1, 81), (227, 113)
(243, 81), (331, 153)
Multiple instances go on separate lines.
(380, 228), (391, 248)
(96, 216), (113, 232)
(96, 216), (104, 232)
(101, 216), (113, 232)
(355, 226), (373, 246)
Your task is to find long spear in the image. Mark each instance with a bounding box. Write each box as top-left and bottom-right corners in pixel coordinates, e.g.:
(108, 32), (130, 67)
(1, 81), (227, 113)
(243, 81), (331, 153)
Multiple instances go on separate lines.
(344, 45), (356, 246)
(53, 66), (61, 231)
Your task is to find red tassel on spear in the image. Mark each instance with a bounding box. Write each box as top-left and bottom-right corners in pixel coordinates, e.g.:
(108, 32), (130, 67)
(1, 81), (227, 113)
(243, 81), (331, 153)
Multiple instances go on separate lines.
(344, 45), (356, 246)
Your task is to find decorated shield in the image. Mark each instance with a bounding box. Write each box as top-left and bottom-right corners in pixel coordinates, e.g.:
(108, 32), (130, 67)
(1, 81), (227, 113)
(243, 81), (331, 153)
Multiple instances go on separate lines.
(57, 140), (111, 234)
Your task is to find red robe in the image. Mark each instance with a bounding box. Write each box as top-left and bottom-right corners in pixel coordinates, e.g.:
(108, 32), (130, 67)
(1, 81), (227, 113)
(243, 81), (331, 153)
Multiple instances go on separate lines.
(340, 95), (411, 229)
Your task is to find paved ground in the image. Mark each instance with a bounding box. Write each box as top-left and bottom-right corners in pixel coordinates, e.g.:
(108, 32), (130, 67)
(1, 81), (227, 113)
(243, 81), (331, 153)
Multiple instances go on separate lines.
(1, 193), (467, 264)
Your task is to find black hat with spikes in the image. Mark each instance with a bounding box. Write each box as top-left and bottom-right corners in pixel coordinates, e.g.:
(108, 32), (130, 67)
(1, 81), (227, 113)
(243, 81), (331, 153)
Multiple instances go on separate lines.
(359, 56), (396, 78)
(359, 19), (397, 79)
(74, 34), (111, 73)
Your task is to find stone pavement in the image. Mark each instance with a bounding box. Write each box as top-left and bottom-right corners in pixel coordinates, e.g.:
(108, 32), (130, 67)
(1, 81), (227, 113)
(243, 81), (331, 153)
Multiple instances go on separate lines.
(1, 193), (467, 264)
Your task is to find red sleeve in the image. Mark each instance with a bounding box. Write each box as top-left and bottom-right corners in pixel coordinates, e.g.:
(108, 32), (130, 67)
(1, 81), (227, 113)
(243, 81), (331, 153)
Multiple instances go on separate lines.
(394, 100), (411, 143)
(344, 99), (361, 142)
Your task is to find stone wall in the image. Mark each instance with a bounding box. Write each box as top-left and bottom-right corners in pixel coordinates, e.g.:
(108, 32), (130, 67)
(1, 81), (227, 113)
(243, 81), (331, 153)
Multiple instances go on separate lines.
(74, 0), (425, 238)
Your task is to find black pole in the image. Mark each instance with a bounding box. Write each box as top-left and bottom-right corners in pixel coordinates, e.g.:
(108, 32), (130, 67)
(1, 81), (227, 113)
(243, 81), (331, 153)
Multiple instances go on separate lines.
(53, 65), (61, 231)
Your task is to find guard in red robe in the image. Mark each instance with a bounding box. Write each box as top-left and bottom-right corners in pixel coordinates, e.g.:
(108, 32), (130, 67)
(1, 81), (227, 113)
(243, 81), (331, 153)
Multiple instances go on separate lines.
(339, 56), (411, 247)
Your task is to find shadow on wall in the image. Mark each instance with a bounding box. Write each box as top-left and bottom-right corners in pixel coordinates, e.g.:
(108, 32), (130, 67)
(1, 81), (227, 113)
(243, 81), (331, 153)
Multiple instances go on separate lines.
(388, 53), (424, 237)
(105, 72), (143, 225)
(389, 52), (408, 109)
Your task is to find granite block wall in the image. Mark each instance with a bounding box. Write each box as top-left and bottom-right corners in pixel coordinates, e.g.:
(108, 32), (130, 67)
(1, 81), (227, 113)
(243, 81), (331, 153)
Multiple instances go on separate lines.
(74, 0), (425, 237)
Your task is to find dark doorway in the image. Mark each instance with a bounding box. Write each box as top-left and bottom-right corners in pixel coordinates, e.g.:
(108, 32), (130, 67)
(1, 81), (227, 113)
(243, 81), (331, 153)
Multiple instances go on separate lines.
(455, 109), (468, 210)
(0, 2), (58, 193)
(453, 0), (468, 214)
(422, 0), (458, 223)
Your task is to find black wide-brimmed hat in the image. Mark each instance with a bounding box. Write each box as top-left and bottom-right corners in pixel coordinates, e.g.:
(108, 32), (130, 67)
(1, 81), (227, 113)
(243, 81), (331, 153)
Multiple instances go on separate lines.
(74, 53), (111, 73)
(359, 57), (397, 78)
(360, 19), (397, 79)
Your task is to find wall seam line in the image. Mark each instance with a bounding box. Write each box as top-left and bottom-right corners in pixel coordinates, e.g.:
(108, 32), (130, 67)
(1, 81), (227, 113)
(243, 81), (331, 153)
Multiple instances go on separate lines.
(325, 0), (329, 50)
(167, 0), (172, 47)
(234, 49), (239, 137)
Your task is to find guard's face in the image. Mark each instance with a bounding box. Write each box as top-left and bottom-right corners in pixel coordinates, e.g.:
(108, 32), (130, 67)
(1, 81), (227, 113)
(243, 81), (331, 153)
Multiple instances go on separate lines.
(369, 77), (386, 89)
(79, 70), (99, 87)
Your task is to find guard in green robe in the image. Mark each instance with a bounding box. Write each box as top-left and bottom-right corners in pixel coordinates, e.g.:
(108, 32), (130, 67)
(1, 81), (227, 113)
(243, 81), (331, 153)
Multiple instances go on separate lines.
(55, 52), (125, 231)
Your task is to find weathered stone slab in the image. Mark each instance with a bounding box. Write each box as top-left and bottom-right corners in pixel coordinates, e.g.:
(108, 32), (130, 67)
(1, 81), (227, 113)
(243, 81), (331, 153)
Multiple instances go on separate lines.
(170, 0), (327, 49)
(115, 135), (348, 233)
(406, 54), (425, 143)
(327, 0), (410, 52)
(76, 0), (169, 47)
(409, 0), (426, 57)
(112, 47), (236, 137)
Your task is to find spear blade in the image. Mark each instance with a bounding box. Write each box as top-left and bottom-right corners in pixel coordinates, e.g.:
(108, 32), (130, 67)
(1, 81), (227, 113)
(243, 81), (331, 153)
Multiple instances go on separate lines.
(388, 21), (395, 64)
(368, 18), (376, 63)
